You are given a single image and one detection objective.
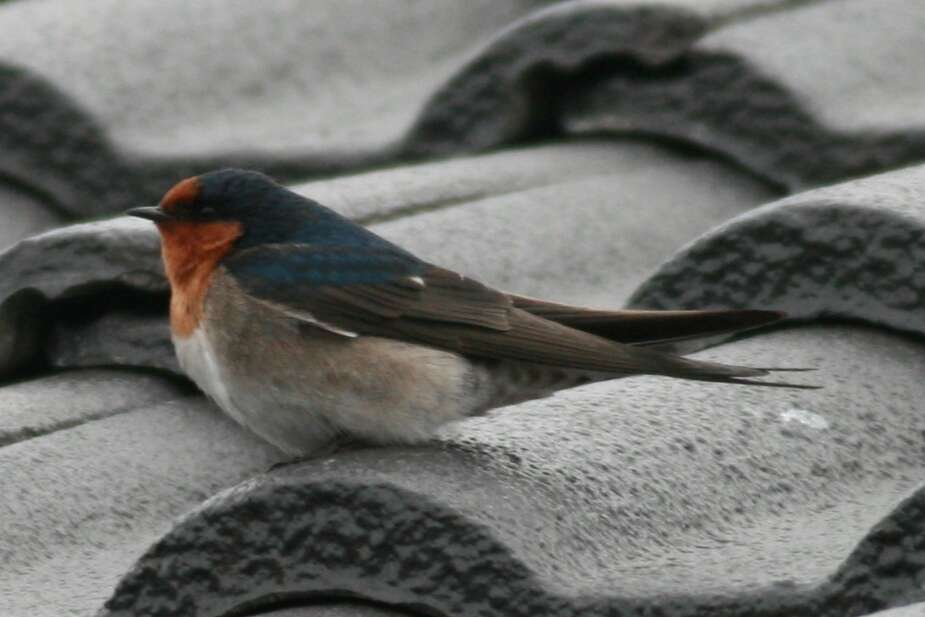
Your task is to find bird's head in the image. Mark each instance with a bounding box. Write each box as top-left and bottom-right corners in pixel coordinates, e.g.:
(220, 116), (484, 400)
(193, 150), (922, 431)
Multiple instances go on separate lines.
(129, 168), (407, 285)
(129, 168), (305, 241)
(128, 168), (376, 247)
(127, 168), (322, 282)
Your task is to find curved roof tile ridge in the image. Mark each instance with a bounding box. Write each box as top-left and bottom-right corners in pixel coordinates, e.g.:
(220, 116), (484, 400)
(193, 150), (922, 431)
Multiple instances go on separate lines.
(629, 163), (925, 341)
(100, 324), (925, 616)
(5, 0), (924, 229)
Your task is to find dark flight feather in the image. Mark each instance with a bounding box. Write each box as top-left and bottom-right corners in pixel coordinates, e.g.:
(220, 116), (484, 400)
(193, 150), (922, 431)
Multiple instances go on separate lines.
(509, 295), (784, 346)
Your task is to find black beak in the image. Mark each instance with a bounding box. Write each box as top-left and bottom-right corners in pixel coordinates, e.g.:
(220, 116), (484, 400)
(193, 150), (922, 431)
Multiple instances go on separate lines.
(126, 206), (171, 222)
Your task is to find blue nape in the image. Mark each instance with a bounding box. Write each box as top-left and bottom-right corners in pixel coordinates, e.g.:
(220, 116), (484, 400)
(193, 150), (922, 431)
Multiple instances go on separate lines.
(227, 244), (425, 289)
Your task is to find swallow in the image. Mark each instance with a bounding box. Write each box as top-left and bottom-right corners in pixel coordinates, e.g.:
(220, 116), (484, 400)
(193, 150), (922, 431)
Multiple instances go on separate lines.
(128, 168), (810, 457)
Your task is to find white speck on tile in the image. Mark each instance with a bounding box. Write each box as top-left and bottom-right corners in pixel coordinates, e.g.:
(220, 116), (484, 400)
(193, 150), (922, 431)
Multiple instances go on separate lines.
(780, 408), (829, 430)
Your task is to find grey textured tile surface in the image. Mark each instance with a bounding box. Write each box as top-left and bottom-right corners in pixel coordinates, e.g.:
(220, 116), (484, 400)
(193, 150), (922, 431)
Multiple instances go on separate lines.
(0, 61), (140, 221)
(0, 182), (59, 251)
(0, 217), (164, 302)
(629, 163), (925, 338)
(371, 140), (772, 305)
(0, 0), (547, 156)
(562, 0), (925, 189)
(100, 326), (925, 616)
(0, 384), (281, 617)
(866, 604), (925, 617)
(295, 140), (679, 223)
(262, 604), (413, 617)
(0, 369), (187, 447)
(700, 0), (925, 133)
(402, 0), (706, 158)
(1, 0), (915, 233)
(0, 217), (166, 376)
(3, 1), (925, 616)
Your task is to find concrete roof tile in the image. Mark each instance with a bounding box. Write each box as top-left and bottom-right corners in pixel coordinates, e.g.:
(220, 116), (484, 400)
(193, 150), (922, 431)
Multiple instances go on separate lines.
(0, 62), (137, 221)
(0, 0), (548, 157)
(0, 182), (59, 252)
(3, 0), (914, 231)
(2, 1), (925, 615)
(0, 381), (280, 616)
(630, 163), (925, 339)
(99, 326), (925, 616)
(262, 606), (414, 617)
(562, 1), (925, 190)
(0, 368), (187, 447)
(865, 603), (925, 617)
(700, 0), (925, 134)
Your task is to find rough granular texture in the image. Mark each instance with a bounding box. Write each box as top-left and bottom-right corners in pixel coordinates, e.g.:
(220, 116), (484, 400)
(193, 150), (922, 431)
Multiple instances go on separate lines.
(2, 1), (925, 616)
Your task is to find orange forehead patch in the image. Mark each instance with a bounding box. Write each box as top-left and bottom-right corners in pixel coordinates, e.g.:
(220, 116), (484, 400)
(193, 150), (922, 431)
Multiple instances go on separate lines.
(160, 176), (201, 212)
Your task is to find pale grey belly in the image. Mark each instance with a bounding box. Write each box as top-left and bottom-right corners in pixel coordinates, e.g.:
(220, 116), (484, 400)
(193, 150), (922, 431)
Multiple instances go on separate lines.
(175, 319), (601, 457)
(178, 273), (606, 456)
(176, 316), (496, 456)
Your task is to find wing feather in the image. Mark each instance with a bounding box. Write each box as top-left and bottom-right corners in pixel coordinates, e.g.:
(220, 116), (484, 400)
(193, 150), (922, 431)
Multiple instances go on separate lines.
(224, 244), (806, 385)
(226, 245), (511, 330)
(509, 294), (784, 346)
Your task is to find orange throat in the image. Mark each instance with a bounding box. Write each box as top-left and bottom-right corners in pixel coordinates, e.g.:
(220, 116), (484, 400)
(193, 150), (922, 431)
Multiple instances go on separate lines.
(158, 220), (243, 338)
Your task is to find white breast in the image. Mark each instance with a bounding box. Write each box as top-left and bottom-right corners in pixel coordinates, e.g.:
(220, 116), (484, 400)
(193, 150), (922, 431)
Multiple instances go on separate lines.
(173, 327), (236, 418)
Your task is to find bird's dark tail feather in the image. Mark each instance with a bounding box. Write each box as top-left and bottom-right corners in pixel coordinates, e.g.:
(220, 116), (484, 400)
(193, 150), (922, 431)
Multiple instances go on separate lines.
(694, 374), (821, 389)
(510, 297), (785, 347)
(659, 356), (818, 389)
(509, 298), (818, 389)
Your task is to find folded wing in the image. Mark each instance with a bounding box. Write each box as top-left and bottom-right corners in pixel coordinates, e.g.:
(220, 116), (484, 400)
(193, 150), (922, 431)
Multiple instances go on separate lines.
(226, 244), (808, 386)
